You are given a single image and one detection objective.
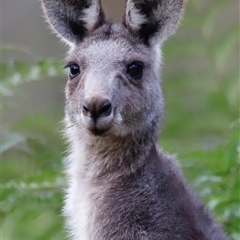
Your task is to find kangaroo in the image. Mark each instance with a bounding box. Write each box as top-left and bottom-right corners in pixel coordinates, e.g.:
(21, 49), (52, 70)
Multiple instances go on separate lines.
(41, 0), (229, 239)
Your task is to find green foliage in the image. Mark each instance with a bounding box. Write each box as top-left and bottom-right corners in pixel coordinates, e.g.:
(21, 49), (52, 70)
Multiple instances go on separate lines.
(182, 127), (240, 240)
(1, 113), (66, 240)
(1, 58), (64, 96)
(1, 0), (239, 239)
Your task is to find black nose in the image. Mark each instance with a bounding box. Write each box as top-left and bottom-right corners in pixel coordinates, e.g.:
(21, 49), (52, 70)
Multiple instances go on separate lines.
(82, 98), (112, 120)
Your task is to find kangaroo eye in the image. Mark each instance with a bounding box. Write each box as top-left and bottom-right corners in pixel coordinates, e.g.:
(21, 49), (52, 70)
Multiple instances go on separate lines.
(69, 64), (80, 79)
(126, 62), (143, 80)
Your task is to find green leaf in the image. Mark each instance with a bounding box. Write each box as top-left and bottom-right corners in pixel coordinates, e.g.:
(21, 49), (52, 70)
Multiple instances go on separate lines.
(1, 59), (65, 96)
(213, 26), (239, 74)
(1, 131), (26, 154)
(202, 0), (227, 39)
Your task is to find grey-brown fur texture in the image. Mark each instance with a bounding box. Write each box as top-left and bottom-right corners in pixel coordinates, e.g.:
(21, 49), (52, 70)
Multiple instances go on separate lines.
(41, 0), (229, 239)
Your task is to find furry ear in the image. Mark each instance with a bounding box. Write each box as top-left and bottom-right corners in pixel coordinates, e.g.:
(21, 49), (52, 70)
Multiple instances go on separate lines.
(41, 0), (105, 46)
(123, 0), (185, 45)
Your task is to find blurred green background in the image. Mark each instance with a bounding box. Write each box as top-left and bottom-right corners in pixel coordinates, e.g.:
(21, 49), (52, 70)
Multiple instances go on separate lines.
(1, 0), (239, 239)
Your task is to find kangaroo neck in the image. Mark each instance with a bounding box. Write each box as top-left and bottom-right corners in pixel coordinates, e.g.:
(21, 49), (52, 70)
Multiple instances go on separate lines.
(69, 129), (157, 181)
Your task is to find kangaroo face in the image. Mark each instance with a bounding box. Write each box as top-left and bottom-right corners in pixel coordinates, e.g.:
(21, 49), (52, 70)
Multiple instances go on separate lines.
(64, 24), (163, 137)
(41, 0), (185, 138)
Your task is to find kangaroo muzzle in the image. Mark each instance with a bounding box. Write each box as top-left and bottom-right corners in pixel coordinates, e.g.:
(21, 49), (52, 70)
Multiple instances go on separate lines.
(81, 96), (113, 135)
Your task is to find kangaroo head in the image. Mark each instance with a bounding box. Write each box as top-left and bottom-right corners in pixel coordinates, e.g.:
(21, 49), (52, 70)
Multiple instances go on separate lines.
(41, 0), (185, 140)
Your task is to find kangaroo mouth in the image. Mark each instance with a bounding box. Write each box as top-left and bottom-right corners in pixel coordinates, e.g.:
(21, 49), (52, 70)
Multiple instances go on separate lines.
(90, 127), (109, 136)
(81, 111), (114, 137)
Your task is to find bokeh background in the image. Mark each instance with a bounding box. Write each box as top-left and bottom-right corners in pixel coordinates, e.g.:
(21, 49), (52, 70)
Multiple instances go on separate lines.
(1, 0), (239, 239)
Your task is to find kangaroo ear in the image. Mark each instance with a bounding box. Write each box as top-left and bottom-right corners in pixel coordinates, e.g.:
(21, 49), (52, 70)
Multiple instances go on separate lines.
(41, 0), (105, 46)
(123, 0), (185, 45)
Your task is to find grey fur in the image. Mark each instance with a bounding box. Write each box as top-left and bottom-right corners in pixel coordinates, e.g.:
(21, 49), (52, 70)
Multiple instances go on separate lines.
(41, 0), (229, 239)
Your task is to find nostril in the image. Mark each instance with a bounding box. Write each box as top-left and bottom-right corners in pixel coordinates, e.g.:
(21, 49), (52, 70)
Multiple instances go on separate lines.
(82, 103), (90, 117)
(83, 104), (89, 112)
(82, 98), (112, 119)
(101, 102), (112, 115)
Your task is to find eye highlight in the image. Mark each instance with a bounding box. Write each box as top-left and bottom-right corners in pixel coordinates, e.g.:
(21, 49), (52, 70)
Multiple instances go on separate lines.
(68, 64), (80, 79)
(126, 61), (143, 80)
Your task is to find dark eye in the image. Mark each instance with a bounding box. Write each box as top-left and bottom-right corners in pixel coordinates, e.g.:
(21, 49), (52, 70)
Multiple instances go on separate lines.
(69, 64), (80, 79)
(126, 62), (143, 80)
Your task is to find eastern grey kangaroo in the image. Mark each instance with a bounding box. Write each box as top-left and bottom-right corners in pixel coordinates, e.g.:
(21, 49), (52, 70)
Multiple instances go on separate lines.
(41, 0), (228, 239)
